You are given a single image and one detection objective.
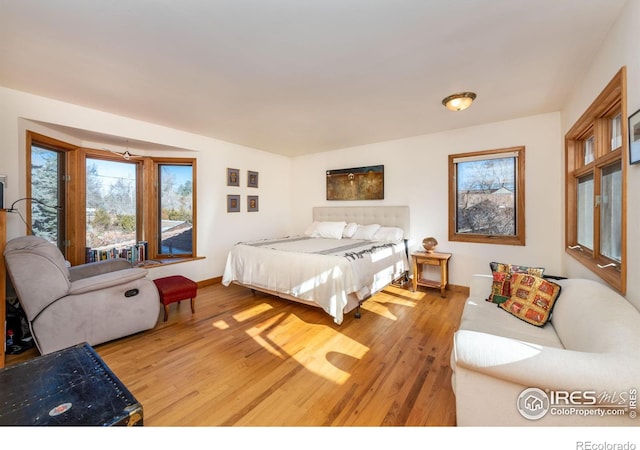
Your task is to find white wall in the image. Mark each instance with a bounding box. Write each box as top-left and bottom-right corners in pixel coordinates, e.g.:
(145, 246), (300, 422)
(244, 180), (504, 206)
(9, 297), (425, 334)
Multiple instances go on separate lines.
(289, 112), (563, 288)
(560, 0), (640, 310)
(0, 86), (292, 282)
(4, 0), (636, 301)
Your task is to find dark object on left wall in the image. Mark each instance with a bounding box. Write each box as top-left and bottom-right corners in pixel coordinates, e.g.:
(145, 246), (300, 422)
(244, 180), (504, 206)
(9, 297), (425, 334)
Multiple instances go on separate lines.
(5, 299), (33, 354)
(0, 342), (143, 426)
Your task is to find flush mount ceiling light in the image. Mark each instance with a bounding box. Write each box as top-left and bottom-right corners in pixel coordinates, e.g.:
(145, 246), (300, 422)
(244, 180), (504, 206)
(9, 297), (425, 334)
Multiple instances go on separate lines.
(442, 92), (477, 111)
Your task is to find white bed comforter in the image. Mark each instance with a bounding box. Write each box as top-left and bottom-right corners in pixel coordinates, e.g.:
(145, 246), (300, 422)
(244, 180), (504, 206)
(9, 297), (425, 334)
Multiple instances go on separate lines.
(222, 236), (409, 324)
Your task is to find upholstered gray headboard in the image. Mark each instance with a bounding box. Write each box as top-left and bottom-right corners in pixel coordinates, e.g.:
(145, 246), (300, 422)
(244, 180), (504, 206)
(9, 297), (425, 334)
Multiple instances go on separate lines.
(312, 206), (410, 239)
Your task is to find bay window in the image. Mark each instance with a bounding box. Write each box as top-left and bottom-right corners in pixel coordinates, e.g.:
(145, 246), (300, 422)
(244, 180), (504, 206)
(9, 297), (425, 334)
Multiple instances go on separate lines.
(26, 131), (197, 266)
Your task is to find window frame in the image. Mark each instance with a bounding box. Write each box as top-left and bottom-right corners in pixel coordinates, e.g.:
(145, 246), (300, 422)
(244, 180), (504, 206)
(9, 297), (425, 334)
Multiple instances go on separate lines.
(82, 149), (145, 261)
(448, 146), (526, 246)
(564, 66), (627, 294)
(151, 157), (197, 260)
(25, 131), (198, 265)
(26, 132), (76, 258)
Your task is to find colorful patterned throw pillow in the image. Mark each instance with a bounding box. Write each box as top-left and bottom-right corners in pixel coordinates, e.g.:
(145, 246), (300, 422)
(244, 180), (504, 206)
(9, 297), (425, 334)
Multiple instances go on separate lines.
(499, 273), (562, 326)
(489, 262), (545, 277)
(487, 270), (512, 304)
(486, 262), (545, 303)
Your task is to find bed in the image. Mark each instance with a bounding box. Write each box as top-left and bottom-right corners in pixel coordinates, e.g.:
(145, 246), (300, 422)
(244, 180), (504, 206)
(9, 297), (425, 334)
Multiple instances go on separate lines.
(222, 206), (411, 324)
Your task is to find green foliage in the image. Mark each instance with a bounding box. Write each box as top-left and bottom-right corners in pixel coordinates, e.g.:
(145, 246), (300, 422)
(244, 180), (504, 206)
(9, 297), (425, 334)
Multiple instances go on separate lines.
(178, 180), (192, 196)
(162, 208), (192, 222)
(31, 149), (60, 241)
(92, 208), (111, 229)
(115, 214), (136, 232)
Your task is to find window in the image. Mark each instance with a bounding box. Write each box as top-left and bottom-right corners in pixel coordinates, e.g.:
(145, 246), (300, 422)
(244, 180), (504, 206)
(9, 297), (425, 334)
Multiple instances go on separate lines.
(584, 136), (595, 165)
(85, 156), (141, 262)
(30, 145), (66, 249)
(26, 133), (75, 257)
(448, 146), (525, 246)
(156, 160), (195, 257)
(25, 131), (197, 266)
(576, 173), (594, 249)
(565, 67), (626, 294)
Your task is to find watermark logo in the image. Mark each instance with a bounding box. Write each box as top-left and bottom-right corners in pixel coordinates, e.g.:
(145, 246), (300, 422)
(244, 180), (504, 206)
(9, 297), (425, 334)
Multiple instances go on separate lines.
(517, 387), (549, 420)
(517, 387), (637, 420)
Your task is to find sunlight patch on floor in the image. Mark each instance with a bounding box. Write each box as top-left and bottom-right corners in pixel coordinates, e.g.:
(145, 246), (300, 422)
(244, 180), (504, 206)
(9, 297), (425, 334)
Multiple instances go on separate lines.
(374, 294), (417, 308)
(244, 312), (288, 358)
(237, 312), (372, 385)
(286, 318), (369, 384)
(250, 334), (286, 358)
(212, 320), (230, 330)
(232, 302), (274, 322)
(361, 300), (399, 321)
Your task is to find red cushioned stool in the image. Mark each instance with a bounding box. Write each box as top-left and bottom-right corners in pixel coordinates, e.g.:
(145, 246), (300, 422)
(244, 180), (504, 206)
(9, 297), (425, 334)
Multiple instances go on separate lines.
(153, 275), (198, 322)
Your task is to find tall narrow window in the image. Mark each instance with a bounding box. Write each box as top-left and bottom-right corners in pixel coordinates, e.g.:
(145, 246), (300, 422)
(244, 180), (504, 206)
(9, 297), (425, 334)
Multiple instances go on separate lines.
(565, 66), (626, 294)
(158, 163), (194, 257)
(30, 146), (65, 246)
(600, 161), (622, 262)
(28, 137), (70, 255)
(449, 146), (525, 246)
(576, 174), (594, 249)
(611, 114), (622, 150)
(85, 157), (140, 262)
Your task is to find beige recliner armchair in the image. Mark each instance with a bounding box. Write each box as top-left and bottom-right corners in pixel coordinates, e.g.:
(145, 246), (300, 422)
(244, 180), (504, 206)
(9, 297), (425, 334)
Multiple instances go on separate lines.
(4, 235), (160, 355)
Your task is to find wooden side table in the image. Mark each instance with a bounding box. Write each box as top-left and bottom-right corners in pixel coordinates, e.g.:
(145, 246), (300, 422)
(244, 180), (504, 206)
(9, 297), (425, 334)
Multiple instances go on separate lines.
(411, 251), (452, 297)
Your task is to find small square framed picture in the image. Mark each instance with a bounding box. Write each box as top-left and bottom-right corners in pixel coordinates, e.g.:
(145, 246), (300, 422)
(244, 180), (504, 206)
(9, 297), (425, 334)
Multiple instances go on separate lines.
(227, 195), (240, 212)
(629, 108), (640, 165)
(227, 168), (240, 186)
(248, 170), (259, 188)
(247, 195), (259, 212)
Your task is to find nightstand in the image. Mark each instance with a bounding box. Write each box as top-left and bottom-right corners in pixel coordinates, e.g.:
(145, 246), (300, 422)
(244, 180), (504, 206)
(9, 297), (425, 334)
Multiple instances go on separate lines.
(411, 251), (452, 297)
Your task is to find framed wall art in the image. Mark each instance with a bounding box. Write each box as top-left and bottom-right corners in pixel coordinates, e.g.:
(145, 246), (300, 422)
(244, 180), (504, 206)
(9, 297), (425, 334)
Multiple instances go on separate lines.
(326, 165), (384, 200)
(247, 195), (259, 212)
(227, 194), (240, 212)
(227, 168), (240, 186)
(248, 171), (259, 188)
(629, 108), (640, 165)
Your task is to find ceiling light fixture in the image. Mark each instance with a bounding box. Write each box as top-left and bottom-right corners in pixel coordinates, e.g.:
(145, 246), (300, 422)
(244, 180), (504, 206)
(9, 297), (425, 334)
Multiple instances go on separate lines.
(442, 92), (477, 111)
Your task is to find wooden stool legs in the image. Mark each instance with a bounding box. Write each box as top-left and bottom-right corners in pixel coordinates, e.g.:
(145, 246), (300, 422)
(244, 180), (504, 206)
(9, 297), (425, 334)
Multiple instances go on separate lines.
(162, 297), (196, 322)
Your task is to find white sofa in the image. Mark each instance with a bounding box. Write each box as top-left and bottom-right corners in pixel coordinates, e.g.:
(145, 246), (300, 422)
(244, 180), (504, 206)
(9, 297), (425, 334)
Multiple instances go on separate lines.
(451, 274), (640, 426)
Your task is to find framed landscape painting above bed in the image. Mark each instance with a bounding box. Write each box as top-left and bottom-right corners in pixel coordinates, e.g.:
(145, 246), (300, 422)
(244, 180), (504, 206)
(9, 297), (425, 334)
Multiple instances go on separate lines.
(326, 165), (384, 200)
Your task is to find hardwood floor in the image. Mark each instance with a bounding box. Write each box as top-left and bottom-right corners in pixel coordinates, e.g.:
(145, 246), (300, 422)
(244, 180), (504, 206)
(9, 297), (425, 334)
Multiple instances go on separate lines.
(5, 281), (467, 427)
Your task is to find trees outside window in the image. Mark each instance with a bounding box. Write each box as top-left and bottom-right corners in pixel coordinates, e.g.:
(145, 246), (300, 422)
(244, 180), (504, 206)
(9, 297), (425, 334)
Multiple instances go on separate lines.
(26, 131), (197, 265)
(85, 157), (140, 261)
(30, 145), (65, 250)
(449, 146), (525, 246)
(158, 163), (194, 257)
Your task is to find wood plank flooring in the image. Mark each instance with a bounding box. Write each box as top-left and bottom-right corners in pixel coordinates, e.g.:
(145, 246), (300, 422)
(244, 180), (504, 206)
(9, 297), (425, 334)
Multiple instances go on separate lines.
(5, 281), (467, 426)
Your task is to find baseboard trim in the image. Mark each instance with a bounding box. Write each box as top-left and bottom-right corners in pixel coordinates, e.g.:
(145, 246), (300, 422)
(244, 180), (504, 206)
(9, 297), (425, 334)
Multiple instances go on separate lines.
(197, 276), (222, 288)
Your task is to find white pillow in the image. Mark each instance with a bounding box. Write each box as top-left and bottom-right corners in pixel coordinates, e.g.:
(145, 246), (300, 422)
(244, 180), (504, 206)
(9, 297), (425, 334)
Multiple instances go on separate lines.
(372, 226), (404, 242)
(306, 221), (346, 239)
(352, 224), (381, 240)
(342, 222), (358, 238)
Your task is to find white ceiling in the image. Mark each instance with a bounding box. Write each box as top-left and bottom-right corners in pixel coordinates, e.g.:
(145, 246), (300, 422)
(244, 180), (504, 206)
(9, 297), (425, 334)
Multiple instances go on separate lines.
(0, 0), (627, 157)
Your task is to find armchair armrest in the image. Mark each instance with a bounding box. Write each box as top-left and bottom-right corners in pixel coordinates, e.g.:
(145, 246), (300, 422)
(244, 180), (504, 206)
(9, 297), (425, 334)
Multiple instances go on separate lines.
(68, 268), (150, 295)
(453, 329), (639, 392)
(69, 259), (133, 282)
